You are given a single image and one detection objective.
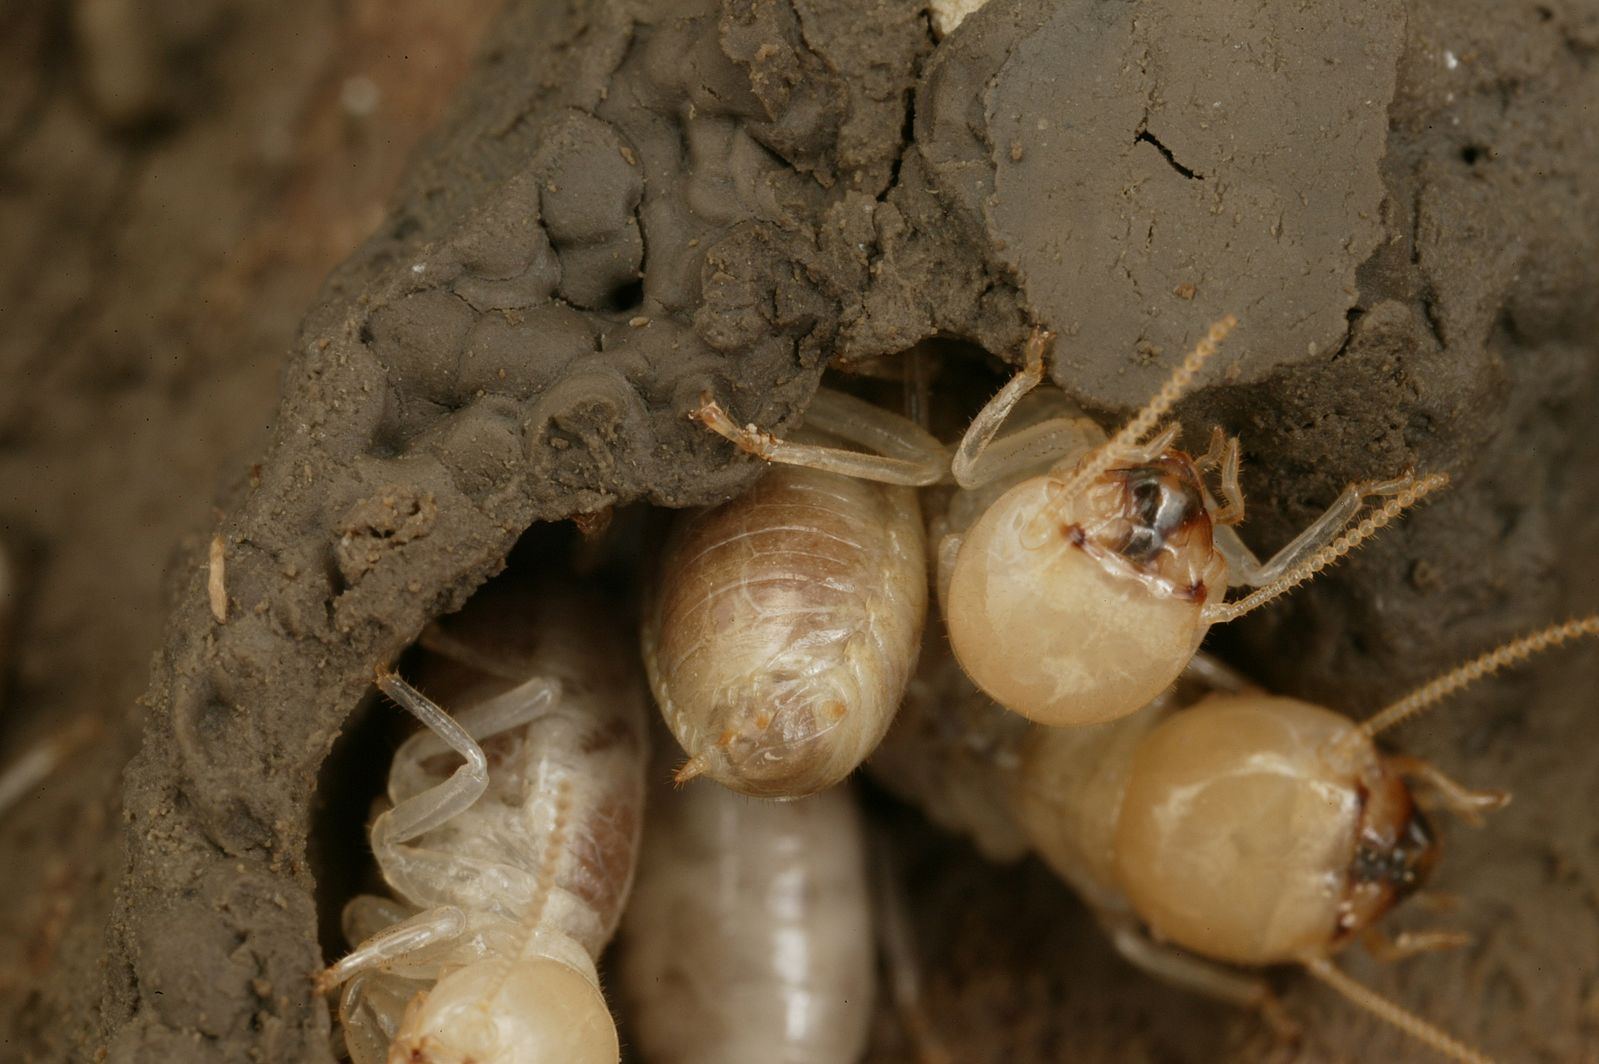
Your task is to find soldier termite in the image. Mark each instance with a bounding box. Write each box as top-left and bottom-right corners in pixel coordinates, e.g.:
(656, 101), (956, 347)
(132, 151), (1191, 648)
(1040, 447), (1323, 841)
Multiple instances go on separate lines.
(873, 613), (1599, 1063)
(641, 387), (945, 798)
(618, 773), (875, 1064)
(938, 318), (1448, 727)
(315, 576), (648, 1064)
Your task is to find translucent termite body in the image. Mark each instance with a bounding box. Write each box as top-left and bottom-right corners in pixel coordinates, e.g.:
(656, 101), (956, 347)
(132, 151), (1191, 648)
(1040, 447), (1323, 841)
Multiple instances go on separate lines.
(316, 577), (649, 1064)
(642, 388), (943, 798)
(618, 775), (875, 1064)
(937, 320), (1447, 727)
(873, 614), (1599, 1064)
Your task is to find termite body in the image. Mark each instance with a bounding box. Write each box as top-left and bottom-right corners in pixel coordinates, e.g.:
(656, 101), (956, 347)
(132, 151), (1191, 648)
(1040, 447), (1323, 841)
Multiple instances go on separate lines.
(872, 616), (1599, 1063)
(936, 320), (1445, 727)
(643, 388), (943, 798)
(317, 577), (648, 1064)
(619, 774), (875, 1064)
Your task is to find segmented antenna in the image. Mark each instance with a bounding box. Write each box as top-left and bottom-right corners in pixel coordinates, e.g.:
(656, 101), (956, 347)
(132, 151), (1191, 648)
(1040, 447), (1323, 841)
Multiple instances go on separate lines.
(1302, 956), (1494, 1064)
(1360, 614), (1599, 739)
(1049, 315), (1237, 505)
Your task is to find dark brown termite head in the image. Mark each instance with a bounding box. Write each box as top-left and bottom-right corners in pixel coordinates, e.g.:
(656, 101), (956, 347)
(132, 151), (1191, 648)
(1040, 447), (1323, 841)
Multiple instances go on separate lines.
(1334, 760), (1441, 945)
(1073, 450), (1227, 603)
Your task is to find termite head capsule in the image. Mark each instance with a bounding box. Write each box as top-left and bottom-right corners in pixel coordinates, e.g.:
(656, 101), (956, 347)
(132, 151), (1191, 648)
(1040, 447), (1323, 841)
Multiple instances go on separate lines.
(389, 955), (618, 1064)
(1112, 694), (1435, 967)
(947, 455), (1227, 727)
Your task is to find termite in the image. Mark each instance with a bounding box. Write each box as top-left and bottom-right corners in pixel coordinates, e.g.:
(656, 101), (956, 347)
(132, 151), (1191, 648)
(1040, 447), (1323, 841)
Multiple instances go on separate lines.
(618, 773), (875, 1063)
(873, 613), (1599, 1063)
(641, 387), (945, 798)
(937, 318), (1448, 726)
(315, 576), (648, 1064)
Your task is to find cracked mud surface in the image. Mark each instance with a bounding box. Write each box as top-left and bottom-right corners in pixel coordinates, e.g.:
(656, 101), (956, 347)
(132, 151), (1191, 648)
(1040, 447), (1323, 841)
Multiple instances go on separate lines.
(0, 0), (1596, 1061)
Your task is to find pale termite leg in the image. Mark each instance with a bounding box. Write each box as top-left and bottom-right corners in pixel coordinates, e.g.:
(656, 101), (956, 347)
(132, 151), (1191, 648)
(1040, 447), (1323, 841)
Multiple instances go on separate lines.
(393, 675), (560, 761)
(1385, 754), (1510, 827)
(951, 328), (1059, 489)
(1104, 919), (1299, 1043)
(1213, 473), (1435, 588)
(369, 673), (490, 850)
(872, 832), (953, 1064)
(314, 905), (467, 993)
(1301, 957), (1495, 1064)
(1178, 650), (1257, 694)
(1202, 472), (1451, 624)
(1359, 927), (1473, 963)
(340, 971), (421, 1064)
(693, 387), (947, 486)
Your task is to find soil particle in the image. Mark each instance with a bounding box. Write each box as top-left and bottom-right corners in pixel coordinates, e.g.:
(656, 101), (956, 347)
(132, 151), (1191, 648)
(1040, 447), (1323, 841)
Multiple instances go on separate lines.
(0, 0), (1595, 1062)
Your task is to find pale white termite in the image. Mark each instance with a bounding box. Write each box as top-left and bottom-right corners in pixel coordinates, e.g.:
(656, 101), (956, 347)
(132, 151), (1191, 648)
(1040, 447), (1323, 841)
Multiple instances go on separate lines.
(641, 387), (945, 798)
(618, 773), (875, 1064)
(937, 319), (1448, 727)
(872, 613), (1599, 1064)
(315, 576), (648, 1064)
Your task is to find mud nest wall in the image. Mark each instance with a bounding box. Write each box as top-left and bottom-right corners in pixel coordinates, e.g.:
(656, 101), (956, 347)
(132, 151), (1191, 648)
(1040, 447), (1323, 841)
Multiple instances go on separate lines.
(2, 0), (1597, 1061)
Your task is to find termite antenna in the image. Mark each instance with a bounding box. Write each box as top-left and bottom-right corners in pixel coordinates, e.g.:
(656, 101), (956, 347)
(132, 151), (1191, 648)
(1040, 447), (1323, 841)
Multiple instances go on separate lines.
(1301, 956), (1495, 1064)
(1359, 614), (1599, 739)
(1050, 314), (1237, 505)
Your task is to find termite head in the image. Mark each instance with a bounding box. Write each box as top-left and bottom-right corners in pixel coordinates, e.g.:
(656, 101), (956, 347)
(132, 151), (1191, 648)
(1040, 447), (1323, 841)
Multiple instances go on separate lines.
(946, 456), (1227, 728)
(1112, 694), (1435, 967)
(389, 955), (617, 1064)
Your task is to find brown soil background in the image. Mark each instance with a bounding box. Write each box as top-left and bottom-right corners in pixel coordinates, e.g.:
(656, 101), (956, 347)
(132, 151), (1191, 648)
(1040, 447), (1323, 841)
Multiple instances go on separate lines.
(0, 1), (1596, 1062)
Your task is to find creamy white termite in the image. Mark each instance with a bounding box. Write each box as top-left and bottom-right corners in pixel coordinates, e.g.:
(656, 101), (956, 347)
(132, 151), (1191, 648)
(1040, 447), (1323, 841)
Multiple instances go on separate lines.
(619, 774), (875, 1064)
(641, 387), (944, 798)
(316, 577), (648, 1064)
(937, 320), (1447, 727)
(873, 615), (1599, 1064)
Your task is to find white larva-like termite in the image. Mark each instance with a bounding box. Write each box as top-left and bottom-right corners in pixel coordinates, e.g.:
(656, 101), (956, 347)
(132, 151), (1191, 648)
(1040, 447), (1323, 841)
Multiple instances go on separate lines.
(316, 576), (648, 1064)
(642, 388), (944, 798)
(618, 773), (875, 1063)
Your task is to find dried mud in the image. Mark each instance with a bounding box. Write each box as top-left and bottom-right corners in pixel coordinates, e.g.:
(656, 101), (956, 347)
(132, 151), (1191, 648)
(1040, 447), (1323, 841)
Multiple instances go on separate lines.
(0, 0), (1596, 1062)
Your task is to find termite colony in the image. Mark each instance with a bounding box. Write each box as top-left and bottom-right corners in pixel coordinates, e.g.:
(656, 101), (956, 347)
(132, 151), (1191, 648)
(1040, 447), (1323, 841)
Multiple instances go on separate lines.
(307, 318), (1598, 1064)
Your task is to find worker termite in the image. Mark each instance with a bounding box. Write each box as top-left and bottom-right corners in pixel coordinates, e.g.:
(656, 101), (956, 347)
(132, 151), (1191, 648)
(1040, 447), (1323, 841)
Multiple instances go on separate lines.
(618, 773), (875, 1063)
(641, 387), (945, 798)
(873, 613), (1599, 1063)
(938, 318), (1448, 726)
(316, 576), (648, 1064)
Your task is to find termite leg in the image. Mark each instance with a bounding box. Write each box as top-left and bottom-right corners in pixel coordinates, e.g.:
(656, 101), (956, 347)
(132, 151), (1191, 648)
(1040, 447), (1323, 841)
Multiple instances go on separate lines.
(1360, 926), (1473, 963)
(340, 970), (422, 1064)
(1387, 754), (1510, 828)
(1203, 472), (1450, 624)
(1196, 431), (1245, 526)
(1105, 919), (1300, 1044)
(315, 905), (467, 993)
(693, 387), (947, 486)
(1214, 474), (1424, 588)
(952, 328), (1070, 489)
(371, 674), (490, 849)
(872, 835), (953, 1064)
(393, 675), (560, 763)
